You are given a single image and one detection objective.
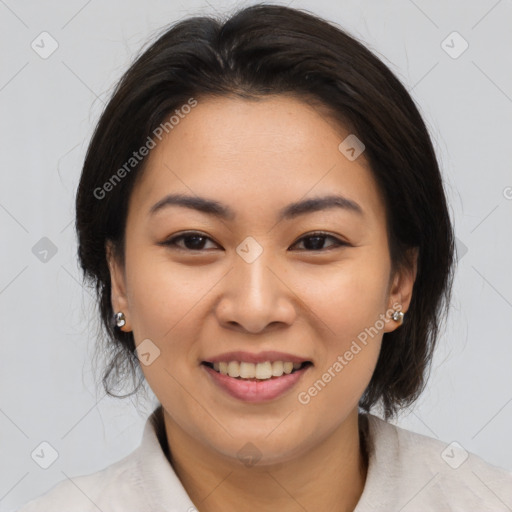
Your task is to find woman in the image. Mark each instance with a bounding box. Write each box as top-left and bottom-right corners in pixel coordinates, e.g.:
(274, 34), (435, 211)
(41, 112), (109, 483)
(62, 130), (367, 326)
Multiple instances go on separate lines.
(18, 3), (512, 511)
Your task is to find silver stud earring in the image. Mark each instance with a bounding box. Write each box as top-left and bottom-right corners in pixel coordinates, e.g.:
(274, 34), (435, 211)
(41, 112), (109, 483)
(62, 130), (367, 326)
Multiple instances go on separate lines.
(391, 310), (405, 325)
(115, 311), (126, 328)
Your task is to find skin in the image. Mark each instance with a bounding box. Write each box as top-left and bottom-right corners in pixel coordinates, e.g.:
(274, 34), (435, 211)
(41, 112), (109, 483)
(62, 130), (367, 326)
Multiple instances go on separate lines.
(107, 95), (417, 512)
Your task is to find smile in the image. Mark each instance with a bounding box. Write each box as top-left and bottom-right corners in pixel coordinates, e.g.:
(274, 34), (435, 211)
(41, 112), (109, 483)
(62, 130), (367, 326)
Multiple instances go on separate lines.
(201, 361), (313, 402)
(203, 360), (312, 380)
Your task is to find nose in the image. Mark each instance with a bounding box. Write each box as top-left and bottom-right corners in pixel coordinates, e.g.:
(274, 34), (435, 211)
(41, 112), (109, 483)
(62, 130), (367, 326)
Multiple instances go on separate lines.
(215, 249), (297, 334)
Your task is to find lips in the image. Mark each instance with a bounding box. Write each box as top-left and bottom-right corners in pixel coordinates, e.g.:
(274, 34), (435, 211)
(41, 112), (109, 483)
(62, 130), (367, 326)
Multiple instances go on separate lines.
(201, 361), (312, 402)
(200, 350), (313, 402)
(202, 350), (312, 379)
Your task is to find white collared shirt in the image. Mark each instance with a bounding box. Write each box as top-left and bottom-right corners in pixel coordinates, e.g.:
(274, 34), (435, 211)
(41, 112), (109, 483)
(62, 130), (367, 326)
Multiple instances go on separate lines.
(17, 406), (512, 511)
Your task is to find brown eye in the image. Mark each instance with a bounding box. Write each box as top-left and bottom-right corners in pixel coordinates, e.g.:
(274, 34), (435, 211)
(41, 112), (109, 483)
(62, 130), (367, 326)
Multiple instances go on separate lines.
(161, 232), (219, 251)
(291, 232), (347, 251)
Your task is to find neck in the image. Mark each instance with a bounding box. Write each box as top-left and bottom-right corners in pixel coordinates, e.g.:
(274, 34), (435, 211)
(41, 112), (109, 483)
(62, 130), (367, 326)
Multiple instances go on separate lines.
(162, 407), (368, 512)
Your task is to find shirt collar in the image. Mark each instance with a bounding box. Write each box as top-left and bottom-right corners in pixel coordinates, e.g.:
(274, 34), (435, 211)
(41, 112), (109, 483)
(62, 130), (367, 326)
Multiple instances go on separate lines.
(134, 405), (197, 511)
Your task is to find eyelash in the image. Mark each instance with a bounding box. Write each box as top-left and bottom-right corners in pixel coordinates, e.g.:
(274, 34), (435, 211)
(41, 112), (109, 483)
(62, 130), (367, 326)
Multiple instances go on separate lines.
(161, 231), (347, 252)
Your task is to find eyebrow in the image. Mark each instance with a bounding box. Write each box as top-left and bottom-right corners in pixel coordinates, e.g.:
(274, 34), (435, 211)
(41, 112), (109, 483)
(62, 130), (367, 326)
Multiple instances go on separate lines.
(148, 193), (364, 221)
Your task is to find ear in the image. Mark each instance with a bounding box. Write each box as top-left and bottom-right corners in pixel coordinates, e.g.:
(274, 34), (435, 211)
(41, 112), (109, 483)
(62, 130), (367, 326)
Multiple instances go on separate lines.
(105, 240), (132, 332)
(383, 247), (418, 333)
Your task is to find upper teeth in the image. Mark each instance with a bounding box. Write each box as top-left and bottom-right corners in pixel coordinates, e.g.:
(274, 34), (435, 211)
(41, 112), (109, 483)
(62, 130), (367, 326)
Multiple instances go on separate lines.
(212, 361), (303, 379)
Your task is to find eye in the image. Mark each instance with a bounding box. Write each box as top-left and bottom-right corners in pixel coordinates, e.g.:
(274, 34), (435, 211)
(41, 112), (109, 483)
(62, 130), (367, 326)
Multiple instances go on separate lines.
(290, 231), (347, 252)
(161, 232), (220, 251)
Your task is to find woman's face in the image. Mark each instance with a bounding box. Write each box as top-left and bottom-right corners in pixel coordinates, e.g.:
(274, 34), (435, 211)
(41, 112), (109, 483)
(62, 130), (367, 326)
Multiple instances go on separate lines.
(107, 95), (416, 464)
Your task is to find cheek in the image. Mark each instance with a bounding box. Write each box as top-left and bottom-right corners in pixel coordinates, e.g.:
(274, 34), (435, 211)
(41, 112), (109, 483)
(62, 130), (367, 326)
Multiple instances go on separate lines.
(293, 259), (388, 400)
(124, 251), (203, 411)
(296, 267), (386, 417)
(123, 250), (216, 392)
(124, 248), (207, 337)
(297, 257), (390, 338)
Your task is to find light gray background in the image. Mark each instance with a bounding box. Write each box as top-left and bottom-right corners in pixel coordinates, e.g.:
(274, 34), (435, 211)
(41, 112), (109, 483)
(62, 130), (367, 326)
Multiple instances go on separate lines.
(1, 0), (511, 510)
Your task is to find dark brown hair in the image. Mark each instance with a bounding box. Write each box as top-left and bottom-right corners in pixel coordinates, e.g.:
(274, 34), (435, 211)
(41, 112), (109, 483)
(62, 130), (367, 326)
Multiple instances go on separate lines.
(75, 3), (456, 420)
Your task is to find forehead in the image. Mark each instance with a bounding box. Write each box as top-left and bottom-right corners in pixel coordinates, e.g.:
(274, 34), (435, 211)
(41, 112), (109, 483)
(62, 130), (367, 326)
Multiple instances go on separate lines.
(129, 95), (386, 226)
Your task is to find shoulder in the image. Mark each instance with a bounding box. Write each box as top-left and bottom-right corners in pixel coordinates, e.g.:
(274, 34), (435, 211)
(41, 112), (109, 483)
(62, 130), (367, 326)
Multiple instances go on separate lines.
(356, 413), (512, 511)
(16, 449), (143, 512)
(16, 406), (196, 512)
